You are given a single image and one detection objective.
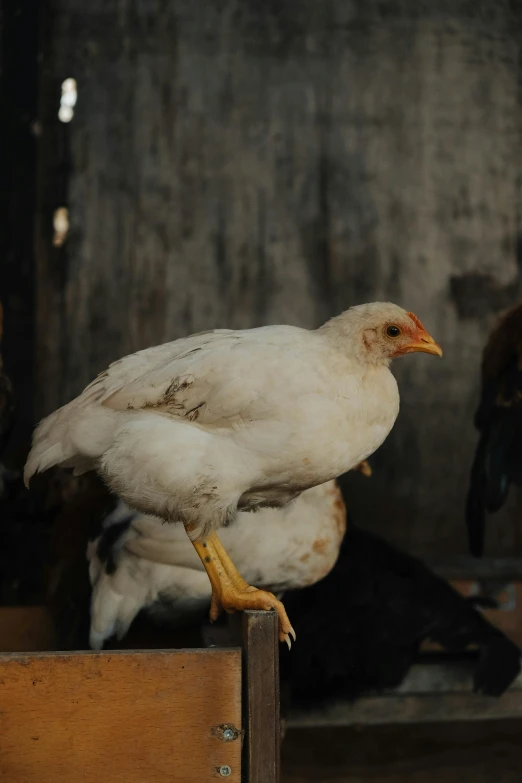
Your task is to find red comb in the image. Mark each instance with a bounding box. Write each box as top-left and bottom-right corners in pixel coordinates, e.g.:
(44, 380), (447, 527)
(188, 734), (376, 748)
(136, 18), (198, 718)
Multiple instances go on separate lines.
(406, 311), (425, 331)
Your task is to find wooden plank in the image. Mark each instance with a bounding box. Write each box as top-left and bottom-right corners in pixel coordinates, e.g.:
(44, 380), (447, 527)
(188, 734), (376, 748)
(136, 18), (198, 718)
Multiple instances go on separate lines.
(288, 690), (522, 728)
(287, 663), (522, 728)
(390, 662), (522, 695)
(0, 607), (55, 652)
(0, 649), (242, 783)
(281, 721), (522, 783)
(242, 611), (280, 783)
(426, 557), (522, 581)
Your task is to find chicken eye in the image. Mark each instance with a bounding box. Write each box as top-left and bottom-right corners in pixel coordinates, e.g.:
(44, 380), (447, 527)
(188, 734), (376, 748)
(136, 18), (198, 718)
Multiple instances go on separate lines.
(386, 325), (401, 338)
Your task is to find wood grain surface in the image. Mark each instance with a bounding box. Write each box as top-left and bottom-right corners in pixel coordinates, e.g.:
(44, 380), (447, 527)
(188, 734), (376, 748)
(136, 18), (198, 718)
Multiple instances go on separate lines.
(242, 610), (281, 783)
(0, 649), (241, 782)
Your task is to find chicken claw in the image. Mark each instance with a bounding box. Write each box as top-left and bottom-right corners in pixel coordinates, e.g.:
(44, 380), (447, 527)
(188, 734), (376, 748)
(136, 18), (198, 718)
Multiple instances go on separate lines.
(284, 625), (297, 650)
(210, 583), (296, 647)
(192, 528), (296, 646)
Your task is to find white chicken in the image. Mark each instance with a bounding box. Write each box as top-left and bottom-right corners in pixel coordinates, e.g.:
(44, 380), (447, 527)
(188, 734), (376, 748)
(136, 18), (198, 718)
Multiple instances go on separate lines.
(88, 480), (346, 650)
(25, 302), (441, 645)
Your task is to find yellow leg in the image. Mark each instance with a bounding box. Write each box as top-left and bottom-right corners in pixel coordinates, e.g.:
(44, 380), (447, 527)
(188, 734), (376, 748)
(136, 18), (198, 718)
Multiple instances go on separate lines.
(189, 529), (296, 648)
(211, 533), (253, 592)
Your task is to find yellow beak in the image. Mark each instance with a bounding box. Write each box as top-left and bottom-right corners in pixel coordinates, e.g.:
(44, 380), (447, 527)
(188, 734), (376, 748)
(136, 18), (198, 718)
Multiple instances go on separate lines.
(407, 332), (443, 357)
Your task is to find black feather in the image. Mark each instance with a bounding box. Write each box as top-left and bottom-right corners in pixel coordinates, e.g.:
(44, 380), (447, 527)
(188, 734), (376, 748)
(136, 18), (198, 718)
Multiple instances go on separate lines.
(466, 351), (522, 557)
(96, 517), (134, 575)
(280, 524), (521, 706)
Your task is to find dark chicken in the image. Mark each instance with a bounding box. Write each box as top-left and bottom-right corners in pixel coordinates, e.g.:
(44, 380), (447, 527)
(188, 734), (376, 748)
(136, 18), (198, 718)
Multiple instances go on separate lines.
(280, 523), (521, 705)
(466, 303), (522, 557)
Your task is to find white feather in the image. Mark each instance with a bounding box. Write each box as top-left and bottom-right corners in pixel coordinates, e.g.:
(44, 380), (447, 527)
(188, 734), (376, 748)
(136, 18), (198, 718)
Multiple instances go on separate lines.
(25, 304), (406, 539)
(87, 481), (346, 648)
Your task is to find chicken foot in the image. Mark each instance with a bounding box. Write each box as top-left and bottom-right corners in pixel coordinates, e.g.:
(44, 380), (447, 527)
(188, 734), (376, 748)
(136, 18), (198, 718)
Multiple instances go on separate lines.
(188, 528), (296, 649)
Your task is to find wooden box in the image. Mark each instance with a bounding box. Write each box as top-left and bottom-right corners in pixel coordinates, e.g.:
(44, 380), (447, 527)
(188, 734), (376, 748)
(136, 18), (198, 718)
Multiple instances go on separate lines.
(0, 608), (280, 783)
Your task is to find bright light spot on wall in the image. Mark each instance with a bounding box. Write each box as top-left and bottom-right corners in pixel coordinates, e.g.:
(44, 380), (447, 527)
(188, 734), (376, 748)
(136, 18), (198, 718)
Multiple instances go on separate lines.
(53, 207), (69, 247)
(58, 105), (73, 123)
(58, 78), (77, 123)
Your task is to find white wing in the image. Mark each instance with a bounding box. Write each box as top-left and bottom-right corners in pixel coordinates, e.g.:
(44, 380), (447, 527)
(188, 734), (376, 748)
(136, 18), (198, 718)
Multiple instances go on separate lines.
(92, 325), (318, 426)
(25, 325), (319, 483)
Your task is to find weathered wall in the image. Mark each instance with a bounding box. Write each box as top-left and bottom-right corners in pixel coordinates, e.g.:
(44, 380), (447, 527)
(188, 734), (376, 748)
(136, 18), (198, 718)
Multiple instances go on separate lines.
(36, 0), (522, 554)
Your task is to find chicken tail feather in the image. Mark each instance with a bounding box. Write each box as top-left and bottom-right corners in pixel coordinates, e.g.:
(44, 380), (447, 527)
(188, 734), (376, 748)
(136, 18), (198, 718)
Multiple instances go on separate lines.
(24, 404), (117, 486)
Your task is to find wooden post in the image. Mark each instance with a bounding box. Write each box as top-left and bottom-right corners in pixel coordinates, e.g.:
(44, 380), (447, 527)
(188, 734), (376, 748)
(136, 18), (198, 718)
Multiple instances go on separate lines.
(241, 610), (280, 783)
